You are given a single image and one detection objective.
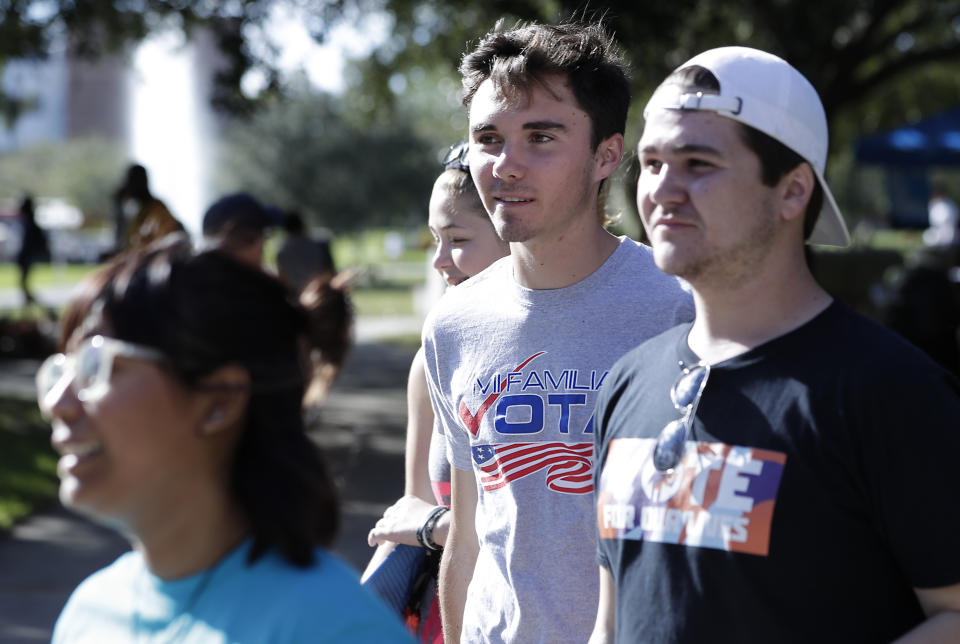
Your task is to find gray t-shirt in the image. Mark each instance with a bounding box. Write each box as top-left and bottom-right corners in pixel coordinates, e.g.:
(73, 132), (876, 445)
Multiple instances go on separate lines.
(422, 237), (694, 644)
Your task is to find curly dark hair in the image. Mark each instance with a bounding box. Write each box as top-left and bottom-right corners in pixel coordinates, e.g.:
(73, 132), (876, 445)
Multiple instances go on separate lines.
(460, 18), (630, 151)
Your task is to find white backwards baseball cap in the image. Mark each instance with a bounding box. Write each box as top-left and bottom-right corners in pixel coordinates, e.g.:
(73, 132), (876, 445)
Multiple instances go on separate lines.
(643, 46), (851, 247)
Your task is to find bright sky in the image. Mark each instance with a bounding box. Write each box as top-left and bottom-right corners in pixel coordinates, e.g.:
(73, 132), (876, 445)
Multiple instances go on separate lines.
(128, 5), (385, 236)
(129, 31), (208, 236)
(246, 3), (389, 95)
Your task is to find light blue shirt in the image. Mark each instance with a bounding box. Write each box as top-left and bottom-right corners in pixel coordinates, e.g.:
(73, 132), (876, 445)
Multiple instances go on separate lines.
(53, 539), (414, 643)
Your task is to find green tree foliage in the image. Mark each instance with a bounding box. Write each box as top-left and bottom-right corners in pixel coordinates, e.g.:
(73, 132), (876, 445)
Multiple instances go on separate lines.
(215, 89), (438, 233)
(4, 1), (959, 231)
(4, 1), (959, 134)
(324, 0), (960, 138)
(0, 0), (280, 116)
(323, 0), (960, 228)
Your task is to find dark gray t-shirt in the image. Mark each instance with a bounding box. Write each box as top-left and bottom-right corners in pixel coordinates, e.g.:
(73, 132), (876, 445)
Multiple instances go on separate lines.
(594, 301), (960, 643)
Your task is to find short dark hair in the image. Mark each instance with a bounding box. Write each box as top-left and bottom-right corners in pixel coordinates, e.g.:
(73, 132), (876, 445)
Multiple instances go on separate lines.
(60, 235), (352, 568)
(460, 19), (630, 150)
(738, 126), (823, 240)
(652, 66), (822, 239)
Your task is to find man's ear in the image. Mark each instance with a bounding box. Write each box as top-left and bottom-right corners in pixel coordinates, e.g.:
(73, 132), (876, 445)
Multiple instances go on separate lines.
(780, 163), (816, 223)
(196, 364), (250, 436)
(594, 133), (625, 183)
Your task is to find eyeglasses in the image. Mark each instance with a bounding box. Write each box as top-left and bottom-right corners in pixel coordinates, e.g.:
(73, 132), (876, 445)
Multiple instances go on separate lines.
(653, 362), (710, 473)
(36, 335), (167, 408)
(442, 141), (469, 172)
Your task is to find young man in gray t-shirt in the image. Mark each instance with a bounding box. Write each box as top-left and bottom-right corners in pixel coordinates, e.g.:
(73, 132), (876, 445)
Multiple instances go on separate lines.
(421, 19), (693, 643)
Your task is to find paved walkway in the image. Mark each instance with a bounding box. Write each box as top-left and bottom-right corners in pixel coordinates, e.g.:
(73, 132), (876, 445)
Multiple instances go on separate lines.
(0, 333), (419, 642)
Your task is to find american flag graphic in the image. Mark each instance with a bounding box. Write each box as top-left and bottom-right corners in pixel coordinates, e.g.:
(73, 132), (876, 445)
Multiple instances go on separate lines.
(471, 442), (594, 494)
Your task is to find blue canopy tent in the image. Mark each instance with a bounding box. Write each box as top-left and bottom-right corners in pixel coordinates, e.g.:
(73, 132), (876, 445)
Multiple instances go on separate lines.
(856, 107), (960, 167)
(855, 107), (960, 228)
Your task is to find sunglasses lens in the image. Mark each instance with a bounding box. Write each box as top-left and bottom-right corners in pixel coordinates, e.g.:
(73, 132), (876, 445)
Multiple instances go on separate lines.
(671, 365), (708, 410)
(653, 418), (687, 472)
(74, 340), (115, 403)
(36, 354), (68, 402)
(75, 342), (103, 391)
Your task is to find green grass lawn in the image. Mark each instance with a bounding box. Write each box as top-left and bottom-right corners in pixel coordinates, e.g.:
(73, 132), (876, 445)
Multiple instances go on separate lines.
(379, 333), (423, 351)
(0, 398), (58, 531)
(351, 286), (416, 317)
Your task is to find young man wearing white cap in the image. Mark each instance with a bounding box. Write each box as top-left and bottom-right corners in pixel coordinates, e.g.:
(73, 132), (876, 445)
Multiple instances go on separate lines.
(590, 47), (960, 642)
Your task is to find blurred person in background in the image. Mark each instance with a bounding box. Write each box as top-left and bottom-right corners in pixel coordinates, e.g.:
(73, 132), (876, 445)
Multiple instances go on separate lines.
(924, 186), (960, 249)
(880, 185), (960, 375)
(201, 192), (282, 268)
(15, 194), (50, 307)
(112, 163), (184, 254)
(363, 141), (509, 642)
(878, 186), (960, 375)
(276, 211), (337, 295)
(40, 235), (413, 643)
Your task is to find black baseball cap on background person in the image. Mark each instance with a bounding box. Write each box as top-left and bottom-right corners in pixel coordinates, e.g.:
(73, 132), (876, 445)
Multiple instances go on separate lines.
(202, 193), (283, 237)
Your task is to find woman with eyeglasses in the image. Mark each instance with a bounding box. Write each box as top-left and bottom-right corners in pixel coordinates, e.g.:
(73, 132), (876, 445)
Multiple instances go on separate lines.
(40, 235), (413, 643)
(362, 143), (509, 641)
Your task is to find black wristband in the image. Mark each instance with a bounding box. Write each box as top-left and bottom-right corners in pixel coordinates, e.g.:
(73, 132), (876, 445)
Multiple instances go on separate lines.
(416, 505), (449, 551)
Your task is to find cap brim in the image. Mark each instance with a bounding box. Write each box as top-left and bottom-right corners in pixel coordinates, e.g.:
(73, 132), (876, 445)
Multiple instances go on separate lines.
(808, 167), (850, 247)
